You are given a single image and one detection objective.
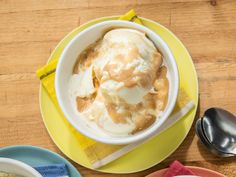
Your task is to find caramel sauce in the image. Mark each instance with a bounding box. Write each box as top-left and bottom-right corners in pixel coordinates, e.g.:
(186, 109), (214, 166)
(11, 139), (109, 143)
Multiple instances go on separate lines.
(153, 52), (163, 69)
(138, 73), (152, 88)
(73, 40), (101, 74)
(103, 46), (140, 87)
(106, 103), (131, 124)
(76, 93), (96, 112)
(143, 93), (156, 110)
(93, 75), (100, 89)
(154, 66), (169, 110)
(132, 114), (156, 134)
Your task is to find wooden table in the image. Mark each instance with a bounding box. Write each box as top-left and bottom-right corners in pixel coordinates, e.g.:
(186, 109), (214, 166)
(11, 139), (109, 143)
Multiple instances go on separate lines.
(0, 0), (236, 176)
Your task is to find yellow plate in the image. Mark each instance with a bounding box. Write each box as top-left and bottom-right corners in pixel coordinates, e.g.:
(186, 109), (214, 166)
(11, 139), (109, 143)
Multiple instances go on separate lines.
(40, 16), (198, 173)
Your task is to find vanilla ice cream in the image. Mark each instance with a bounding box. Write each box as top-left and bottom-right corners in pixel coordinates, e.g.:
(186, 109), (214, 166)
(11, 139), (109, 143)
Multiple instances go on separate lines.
(69, 28), (169, 135)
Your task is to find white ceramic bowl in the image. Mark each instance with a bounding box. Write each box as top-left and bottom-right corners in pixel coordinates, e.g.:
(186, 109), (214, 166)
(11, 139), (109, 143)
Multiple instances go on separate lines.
(0, 158), (43, 177)
(55, 20), (179, 144)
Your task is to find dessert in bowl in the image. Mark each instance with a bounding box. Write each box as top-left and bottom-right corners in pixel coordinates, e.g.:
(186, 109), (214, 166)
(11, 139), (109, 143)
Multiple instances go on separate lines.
(55, 20), (179, 144)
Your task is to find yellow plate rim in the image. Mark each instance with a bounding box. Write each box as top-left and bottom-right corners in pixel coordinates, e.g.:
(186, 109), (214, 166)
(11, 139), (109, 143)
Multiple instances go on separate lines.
(39, 16), (199, 174)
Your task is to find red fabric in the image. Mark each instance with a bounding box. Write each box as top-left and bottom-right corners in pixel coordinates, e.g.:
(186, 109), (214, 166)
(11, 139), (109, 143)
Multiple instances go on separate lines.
(163, 160), (195, 177)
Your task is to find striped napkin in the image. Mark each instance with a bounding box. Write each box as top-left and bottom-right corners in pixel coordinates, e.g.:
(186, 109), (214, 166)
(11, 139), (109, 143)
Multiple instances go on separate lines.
(34, 164), (69, 177)
(36, 9), (194, 169)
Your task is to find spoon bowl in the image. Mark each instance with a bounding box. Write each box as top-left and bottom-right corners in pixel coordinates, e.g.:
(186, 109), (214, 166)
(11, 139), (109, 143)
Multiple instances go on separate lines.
(202, 108), (236, 155)
(195, 119), (234, 157)
(195, 107), (236, 157)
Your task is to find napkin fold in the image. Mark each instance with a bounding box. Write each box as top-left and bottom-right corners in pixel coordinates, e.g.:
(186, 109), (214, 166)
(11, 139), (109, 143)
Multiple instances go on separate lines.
(163, 160), (196, 177)
(36, 9), (195, 169)
(146, 160), (196, 177)
(34, 164), (69, 177)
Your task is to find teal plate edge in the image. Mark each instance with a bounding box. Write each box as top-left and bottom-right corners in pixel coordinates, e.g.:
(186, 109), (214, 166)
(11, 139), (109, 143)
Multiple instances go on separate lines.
(0, 145), (82, 177)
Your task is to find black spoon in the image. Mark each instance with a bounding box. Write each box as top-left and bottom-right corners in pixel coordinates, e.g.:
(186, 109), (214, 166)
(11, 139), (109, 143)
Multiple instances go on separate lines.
(196, 107), (236, 157)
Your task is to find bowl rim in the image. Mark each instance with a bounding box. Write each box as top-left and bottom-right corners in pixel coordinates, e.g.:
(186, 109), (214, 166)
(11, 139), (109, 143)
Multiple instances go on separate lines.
(55, 20), (179, 144)
(0, 157), (43, 177)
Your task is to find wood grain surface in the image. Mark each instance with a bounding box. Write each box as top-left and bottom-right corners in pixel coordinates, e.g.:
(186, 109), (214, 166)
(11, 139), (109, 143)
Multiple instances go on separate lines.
(0, 0), (236, 176)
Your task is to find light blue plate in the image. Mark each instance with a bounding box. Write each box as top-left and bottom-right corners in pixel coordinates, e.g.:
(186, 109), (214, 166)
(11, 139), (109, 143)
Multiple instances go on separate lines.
(0, 145), (82, 177)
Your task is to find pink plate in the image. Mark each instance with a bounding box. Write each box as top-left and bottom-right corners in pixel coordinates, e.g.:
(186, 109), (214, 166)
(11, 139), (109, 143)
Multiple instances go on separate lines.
(146, 166), (227, 177)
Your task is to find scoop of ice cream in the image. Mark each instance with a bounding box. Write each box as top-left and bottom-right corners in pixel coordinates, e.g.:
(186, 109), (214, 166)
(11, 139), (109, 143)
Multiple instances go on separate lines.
(94, 28), (162, 105)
